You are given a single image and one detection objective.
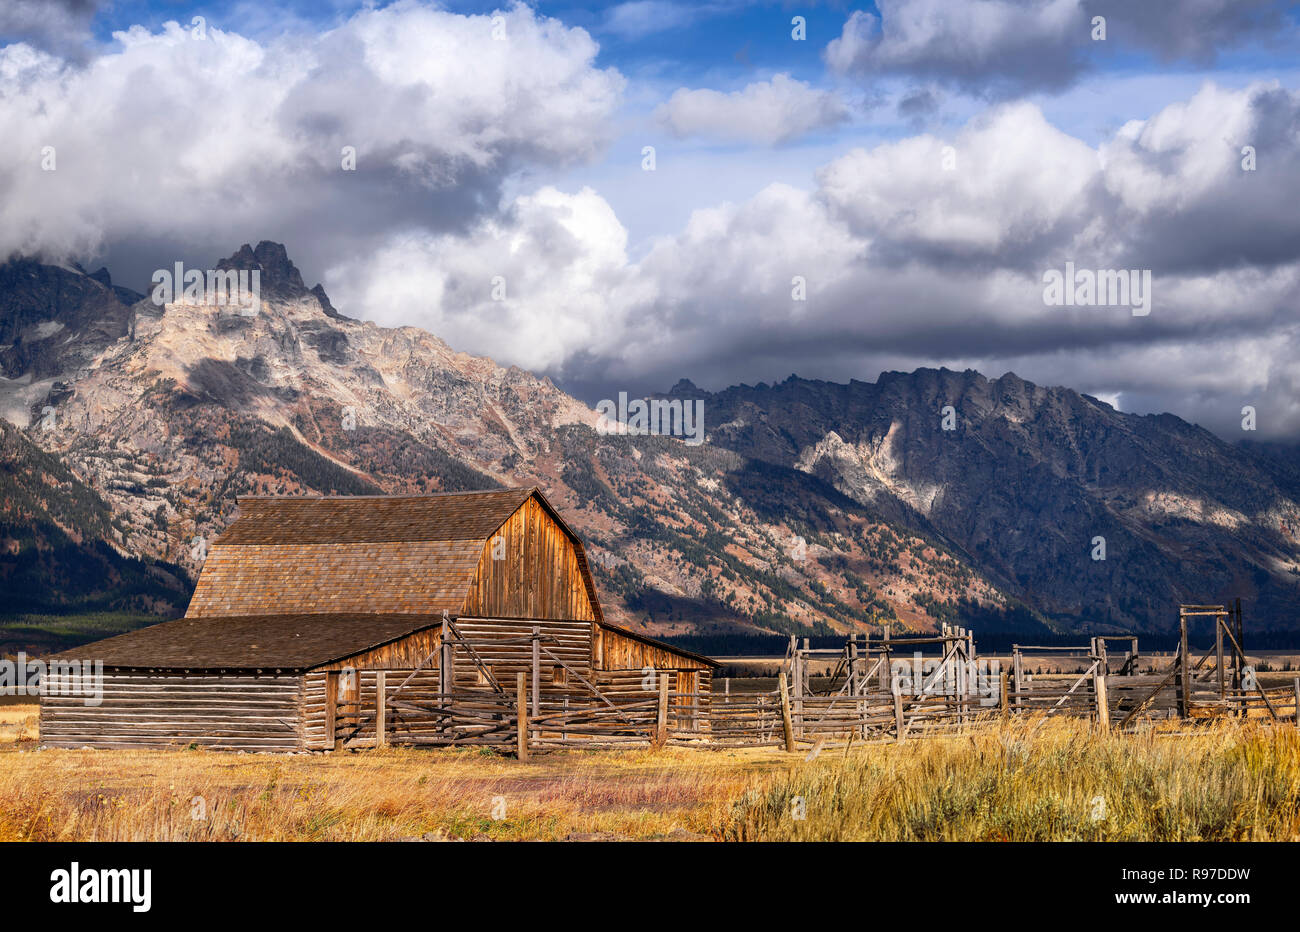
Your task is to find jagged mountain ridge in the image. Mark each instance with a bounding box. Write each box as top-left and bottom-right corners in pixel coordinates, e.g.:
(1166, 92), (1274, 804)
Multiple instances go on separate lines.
(686, 369), (1300, 630)
(1, 242), (1296, 637)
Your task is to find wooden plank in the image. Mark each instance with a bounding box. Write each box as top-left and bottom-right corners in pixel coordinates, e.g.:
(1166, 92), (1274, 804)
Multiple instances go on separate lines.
(778, 671), (795, 753)
(892, 681), (905, 742)
(1178, 611), (1191, 718)
(1095, 673), (1109, 731)
(325, 671), (339, 750)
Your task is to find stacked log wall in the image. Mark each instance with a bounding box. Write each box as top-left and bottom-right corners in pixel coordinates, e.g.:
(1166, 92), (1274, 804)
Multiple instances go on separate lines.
(40, 671), (303, 751)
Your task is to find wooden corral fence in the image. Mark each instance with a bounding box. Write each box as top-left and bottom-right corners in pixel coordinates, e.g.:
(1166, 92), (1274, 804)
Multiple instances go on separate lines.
(316, 617), (711, 753)
(308, 604), (1300, 756)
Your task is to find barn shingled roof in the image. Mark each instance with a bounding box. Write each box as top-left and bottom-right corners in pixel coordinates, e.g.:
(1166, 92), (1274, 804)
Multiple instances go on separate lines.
(185, 487), (604, 622)
(217, 488), (535, 544)
(44, 613), (445, 671)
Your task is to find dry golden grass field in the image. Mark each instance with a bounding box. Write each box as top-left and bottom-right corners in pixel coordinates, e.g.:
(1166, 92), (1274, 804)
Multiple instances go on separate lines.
(3, 701), (1300, 841)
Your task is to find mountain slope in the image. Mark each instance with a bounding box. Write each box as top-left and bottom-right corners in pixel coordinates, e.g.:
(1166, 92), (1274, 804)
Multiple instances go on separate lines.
(691, 370), (1300, 631)
(0, 419), (191, 618)
(1, 243), (1295, 640)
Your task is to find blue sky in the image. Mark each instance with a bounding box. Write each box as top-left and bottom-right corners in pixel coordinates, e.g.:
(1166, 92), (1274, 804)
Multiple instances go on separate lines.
(3, 1), (1300, 437)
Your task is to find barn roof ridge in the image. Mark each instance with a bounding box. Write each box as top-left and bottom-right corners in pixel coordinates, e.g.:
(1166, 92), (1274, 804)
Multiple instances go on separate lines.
(236, 486), (539, 501)
(215, 486), (543, 546)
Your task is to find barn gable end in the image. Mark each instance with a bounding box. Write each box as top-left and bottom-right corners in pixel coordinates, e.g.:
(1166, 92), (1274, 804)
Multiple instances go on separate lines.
(462, 493), (599, 622)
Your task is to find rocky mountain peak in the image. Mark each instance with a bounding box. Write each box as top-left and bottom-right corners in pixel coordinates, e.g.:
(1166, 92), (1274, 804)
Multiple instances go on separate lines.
(215, 240), (341, 317)
(218, 241), (304, 289)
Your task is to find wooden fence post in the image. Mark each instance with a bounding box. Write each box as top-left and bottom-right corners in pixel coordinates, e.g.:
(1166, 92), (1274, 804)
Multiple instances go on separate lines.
(1294, 677), (1299, 731)
(999, 670), (1009, 717)
(325, 671), (339, 751)
(778, 671), (796, 753)
(892, 677), (905, 742)
(375, 670), (387, 748)
(1216, 615), (1225, 699)
(1012, 647), (1023, 710)
(881, 625), (891, 689)
(654, 673), (669, 747)
(516, 672), (528, 761)
(1178, 611), (1191, 719)
(1095, 673), (1110, 731)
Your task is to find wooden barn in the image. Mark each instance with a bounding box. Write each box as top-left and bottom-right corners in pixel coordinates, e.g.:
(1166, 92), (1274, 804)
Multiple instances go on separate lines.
(39, 488), (717, 751)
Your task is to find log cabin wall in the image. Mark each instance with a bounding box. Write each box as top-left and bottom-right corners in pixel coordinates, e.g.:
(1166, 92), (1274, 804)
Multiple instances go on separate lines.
(461, 496), (599, 622)
(40, 671), (304, 751)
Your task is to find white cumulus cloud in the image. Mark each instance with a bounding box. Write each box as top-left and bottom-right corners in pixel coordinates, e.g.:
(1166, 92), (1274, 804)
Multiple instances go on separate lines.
(655, 74), (849, 145)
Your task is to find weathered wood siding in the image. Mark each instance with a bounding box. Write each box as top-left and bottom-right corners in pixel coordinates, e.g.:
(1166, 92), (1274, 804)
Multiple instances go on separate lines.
(40, 672), (303, 751)
(461, 497), (598, 621)
(595, 625), (710, 671)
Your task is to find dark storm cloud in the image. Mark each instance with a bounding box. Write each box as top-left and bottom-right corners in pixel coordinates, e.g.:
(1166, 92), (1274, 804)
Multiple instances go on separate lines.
(826, 0), (1293, 98)
(0, 0), (99, 59)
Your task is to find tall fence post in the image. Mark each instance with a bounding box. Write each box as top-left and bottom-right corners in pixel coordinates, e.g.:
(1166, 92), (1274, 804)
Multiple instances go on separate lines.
(1094, 673), (1110, 731)
(881, 624), (892, 689)
(1216, 615), (1225, 699)
(515, 672), (529, 761)
(1178, 610), (1191, 719)
(1012, 647), (1023, 710)
(892, 676), (905, 742)
(778, 671), (796, 753)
